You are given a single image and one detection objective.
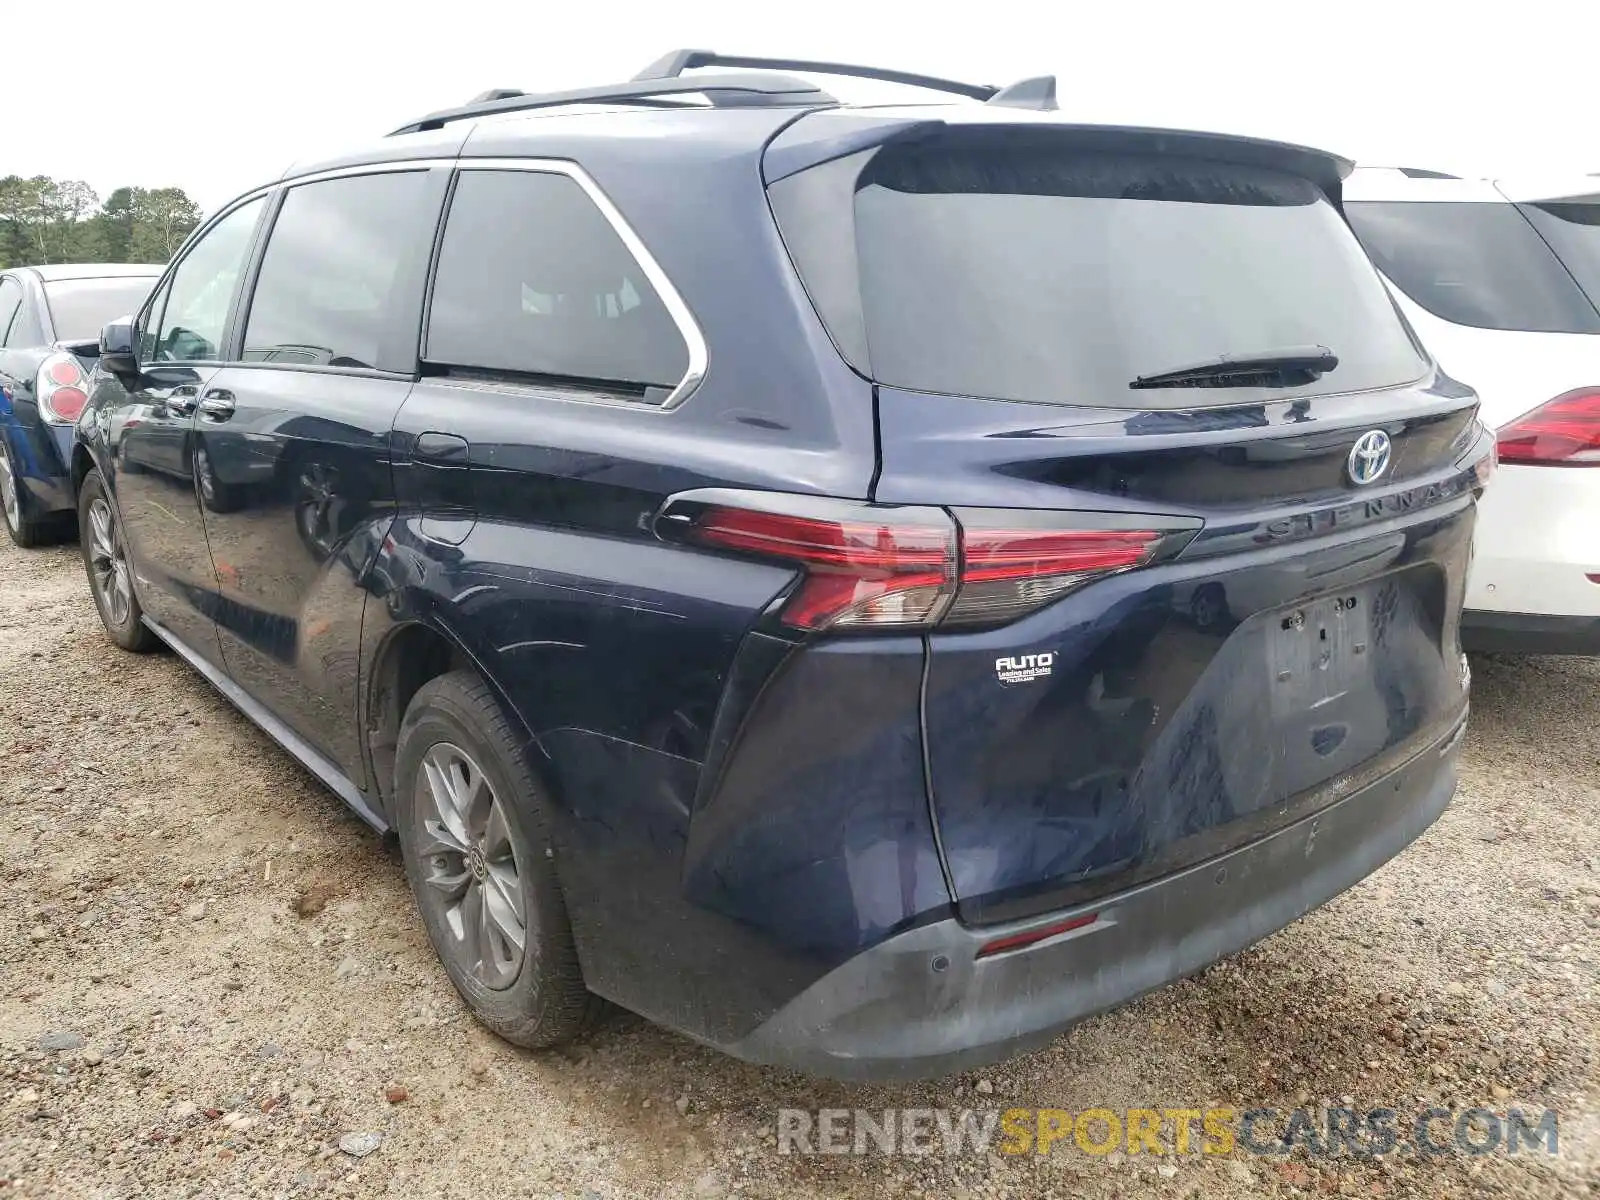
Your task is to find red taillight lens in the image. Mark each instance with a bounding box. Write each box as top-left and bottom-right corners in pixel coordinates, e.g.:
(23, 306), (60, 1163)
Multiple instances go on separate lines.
(47, 359), (82, 386)
(46, 386), (89, 422)
(948, 525), (1161, 626)
(1495, 387), (1600, 466)
(668, 493), (1192, 633)
(36, 353), (89, 424)
(688, 504), (957, 630)
(976, 912), (1099, 959)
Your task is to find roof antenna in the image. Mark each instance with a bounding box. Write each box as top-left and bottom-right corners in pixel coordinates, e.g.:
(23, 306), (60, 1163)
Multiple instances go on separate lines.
(987, 75), (1057, 111)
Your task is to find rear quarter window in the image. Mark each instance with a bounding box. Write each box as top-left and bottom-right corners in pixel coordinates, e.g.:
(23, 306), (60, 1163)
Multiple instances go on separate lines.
(771, 136), (1427, 409)
(1345, 200), (1600, 334)
(424, 169), (691, 403)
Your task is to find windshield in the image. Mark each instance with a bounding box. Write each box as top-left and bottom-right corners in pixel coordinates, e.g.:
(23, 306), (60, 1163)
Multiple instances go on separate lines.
(771, 138), (1427, 409)
(43, 277), (159, 343)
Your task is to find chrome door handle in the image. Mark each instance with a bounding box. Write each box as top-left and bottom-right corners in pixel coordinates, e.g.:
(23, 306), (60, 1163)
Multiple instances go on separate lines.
(164, 385), (198, 416)
(198, 389), (235, 421)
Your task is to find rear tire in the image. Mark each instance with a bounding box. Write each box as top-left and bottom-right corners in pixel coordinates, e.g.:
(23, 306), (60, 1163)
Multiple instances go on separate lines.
(395, 670), (602, 1048)
(0, 438), (56, 549)
(78, 470), (157, 652)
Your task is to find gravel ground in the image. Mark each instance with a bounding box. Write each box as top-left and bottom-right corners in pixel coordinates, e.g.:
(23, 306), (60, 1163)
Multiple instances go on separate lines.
(1, 535), (1596, 1199)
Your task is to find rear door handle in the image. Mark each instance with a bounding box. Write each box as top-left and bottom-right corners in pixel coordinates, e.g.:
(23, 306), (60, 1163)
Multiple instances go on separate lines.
(198, 388), (235, 421)
(164, 384), (198, 416)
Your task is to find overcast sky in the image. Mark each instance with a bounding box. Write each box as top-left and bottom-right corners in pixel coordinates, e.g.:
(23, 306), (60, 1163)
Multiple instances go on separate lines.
(6, 0), (1594, 213)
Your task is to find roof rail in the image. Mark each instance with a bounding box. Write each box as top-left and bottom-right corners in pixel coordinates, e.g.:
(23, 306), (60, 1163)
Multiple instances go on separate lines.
(391, 52), (1060, 136)
(633, 48), (999, 101)
(389, 72), (836, 136)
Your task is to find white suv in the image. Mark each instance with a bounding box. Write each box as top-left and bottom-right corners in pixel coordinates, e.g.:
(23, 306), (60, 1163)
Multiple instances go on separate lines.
(1345, 167), (1600, 655)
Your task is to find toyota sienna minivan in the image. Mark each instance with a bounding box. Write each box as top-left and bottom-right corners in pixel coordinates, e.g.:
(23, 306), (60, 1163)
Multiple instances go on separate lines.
(73, 51), (1492, 1079)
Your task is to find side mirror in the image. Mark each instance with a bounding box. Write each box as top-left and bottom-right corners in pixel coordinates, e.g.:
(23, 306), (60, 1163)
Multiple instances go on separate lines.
(99, 318), (139, 377)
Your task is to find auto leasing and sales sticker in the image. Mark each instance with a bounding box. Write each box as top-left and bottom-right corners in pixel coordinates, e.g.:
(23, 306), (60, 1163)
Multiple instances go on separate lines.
(995, 652), (1054, 685)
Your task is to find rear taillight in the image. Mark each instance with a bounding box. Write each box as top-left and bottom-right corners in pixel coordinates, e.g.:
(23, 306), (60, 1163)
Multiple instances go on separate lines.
(684, 504), (957, 630)
(661, 491), (1195, 633)
(1495, 388), (1600, 466)
(36, 353), (89, 424)
(948, 523), (1161, 626)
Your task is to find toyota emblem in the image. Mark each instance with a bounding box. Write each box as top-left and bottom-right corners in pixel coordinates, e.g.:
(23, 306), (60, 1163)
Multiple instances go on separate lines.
(1347, 430), (1393, 486)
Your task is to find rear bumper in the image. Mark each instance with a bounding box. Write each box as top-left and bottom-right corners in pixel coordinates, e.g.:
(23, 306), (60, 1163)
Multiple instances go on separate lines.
(1466, 462), (1600, 620)
(20, 471), (73, 516)
(1462, 609), (1600, 656)
(726, 709), (1465, 1081)
(0, 420), (73, 517)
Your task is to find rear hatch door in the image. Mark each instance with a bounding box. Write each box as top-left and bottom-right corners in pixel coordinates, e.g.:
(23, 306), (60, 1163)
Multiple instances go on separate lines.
(769, 122), (1485, 923)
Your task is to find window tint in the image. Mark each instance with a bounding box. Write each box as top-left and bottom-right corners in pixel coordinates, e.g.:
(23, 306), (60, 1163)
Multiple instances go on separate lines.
(426, 170), (690, 400)
(149, 196), (266, 362)
(774, 140), (1426, 409)
(1345, 201), (1600, 334)
(43, 277), (158, 343)
(0, 278), (24, 347)
(243, 172), (431, 369)
(1517, 196), (1600, 315)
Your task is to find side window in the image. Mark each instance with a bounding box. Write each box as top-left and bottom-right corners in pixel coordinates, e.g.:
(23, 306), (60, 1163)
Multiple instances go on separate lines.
(148, 196), (266, 363)
(242, 171), (431, 369)
(0, 278), (22, 347)
(425, 170), (691, 402)
(1345, 200), (1600, 334)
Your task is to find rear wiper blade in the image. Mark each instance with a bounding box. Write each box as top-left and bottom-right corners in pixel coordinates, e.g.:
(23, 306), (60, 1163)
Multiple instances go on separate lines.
(1128, 346), (1339, 390)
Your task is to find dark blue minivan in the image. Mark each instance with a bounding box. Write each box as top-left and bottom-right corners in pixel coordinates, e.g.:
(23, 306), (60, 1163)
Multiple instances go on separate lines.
(73, 54), (1493, 1079)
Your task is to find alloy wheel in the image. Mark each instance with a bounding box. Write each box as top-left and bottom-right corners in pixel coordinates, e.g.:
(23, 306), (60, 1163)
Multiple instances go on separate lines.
(413, 742), (528, 990)
(87, 497), (133, 628)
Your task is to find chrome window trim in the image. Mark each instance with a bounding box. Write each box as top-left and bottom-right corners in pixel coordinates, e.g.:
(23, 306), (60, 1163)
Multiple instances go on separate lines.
(194, 156), (709, 409)
(440, 157), (707, 410)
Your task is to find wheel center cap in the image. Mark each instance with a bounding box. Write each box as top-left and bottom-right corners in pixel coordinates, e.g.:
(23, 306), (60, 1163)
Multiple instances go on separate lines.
(467, 847), (488, 880)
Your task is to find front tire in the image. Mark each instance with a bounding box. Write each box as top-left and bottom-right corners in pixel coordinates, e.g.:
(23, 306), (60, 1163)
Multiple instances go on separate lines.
(78, 470), (157, 652)
(395, 671), (601, 1048)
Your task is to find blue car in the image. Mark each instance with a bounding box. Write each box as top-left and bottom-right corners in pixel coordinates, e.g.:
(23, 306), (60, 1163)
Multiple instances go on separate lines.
(0, 264), (162, 546)
(74, 52), (1492, 1079)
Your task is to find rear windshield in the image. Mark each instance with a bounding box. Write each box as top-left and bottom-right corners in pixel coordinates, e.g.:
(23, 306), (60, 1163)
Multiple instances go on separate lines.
(1344, 201), (1600, 334)
(1516, 196), (1600, 314)
(43, 277), (158, 343)
(770, 139), (1426, 409)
